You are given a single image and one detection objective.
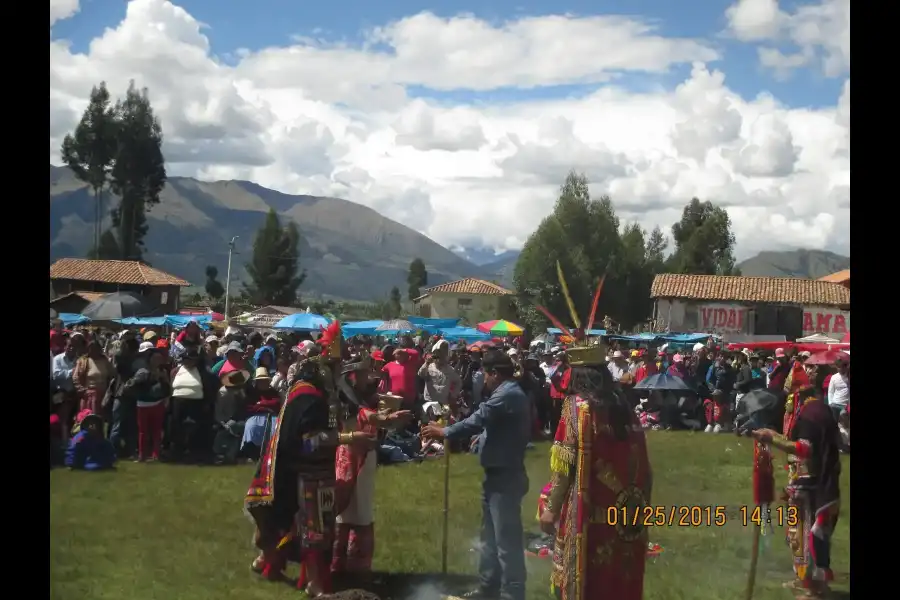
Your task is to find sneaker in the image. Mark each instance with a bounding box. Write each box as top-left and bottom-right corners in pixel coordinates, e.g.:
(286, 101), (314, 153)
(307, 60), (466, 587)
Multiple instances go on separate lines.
(704, 424), (714, 433)
(713, 424), (724, 434)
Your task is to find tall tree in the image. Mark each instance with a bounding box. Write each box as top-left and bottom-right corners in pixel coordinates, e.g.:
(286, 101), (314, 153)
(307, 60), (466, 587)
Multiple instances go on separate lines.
(645, 226), (668, 272)
(514, 171), (633, 330)
(109, 81), (166, 261)
(244, 209), (307, 305)
(388, 286), (403, 318)
(60, 82), (118, 257)
(205, 265), (225, 301)
(669, 198), (738, 275)
(86, 229), (122, 260)
(407, 258), (428, 301)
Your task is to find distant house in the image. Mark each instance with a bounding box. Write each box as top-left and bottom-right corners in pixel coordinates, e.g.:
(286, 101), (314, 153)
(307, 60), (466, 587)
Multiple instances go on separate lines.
(413, 278), (516, 323)
(818, 269), (850, 289)
(650, 273), (850, 339)
(49, 258), (192, 315)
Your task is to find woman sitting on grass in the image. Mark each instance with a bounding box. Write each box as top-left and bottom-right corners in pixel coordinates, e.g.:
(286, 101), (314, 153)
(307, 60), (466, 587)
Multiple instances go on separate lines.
(64, 410), (116, 471)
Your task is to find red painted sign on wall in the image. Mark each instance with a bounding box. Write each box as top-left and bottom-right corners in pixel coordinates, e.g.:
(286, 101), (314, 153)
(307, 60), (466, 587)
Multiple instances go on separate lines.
(699, 305), (748, 333)
(802, 308), (850, 336)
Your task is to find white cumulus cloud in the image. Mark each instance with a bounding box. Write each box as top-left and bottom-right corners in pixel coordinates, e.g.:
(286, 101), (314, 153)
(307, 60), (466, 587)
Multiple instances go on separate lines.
(49, 0), (850, 260)
(726, 0), (850, 78)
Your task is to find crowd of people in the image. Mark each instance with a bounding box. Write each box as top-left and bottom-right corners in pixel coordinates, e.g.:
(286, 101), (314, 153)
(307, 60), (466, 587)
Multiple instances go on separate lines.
(49, 313), (848, 600)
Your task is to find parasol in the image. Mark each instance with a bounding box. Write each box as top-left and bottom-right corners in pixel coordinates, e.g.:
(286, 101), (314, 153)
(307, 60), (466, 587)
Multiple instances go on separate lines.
(633, 373), (692, 392)
(81, 292), (156, 321)
(476, 319), (524, 336)
(375, 319), (416, 334)
(272, 312), (330, 332)
(805, 350), (850, 366)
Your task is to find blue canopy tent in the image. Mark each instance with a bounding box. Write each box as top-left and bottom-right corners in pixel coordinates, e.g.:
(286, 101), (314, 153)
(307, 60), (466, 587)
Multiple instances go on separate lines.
(272, 313), (330, 332)
(342, 320), (385, 336)
(59, 313), (91, 327)
(658, 333), (714, 345)
(606, 333), (663, 344)
(114, 316), (168, 327)
(165, 315), (212, 329)
(437, 326), (491, 342)
(546, 327), (606, 336)
(407, 316), (460, 330)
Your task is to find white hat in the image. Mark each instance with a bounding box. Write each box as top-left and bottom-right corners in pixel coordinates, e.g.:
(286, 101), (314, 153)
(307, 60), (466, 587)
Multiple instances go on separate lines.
(741, 348), (752, 357)
(612, 350), (623, 359)
(432, 339), (449, 353)
(550, 346), (561, 353)
(205, 335), (219, 344)
(507, 348), (519, 356)
(692, 342), (705, 352)
(799, 351), (812, 358)
(138, 341), (155, 353)
(265, 335), (278, 343)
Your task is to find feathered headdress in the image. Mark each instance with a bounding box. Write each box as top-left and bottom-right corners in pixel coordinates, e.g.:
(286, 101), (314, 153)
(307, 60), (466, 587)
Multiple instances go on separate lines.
(535, 261), (607, 367)
(318, 320), (343, 360)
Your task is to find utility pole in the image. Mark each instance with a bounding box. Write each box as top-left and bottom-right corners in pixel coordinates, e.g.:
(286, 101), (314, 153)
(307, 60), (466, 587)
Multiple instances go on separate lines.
(224, 236), (239, 319)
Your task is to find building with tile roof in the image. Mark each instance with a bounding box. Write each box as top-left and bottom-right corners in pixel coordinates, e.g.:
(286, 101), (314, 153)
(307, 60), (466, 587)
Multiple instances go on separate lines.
(650, 273), (850, 339)
(413, 277), (517, 323)
(818, 269), (850, 289)
(50, 258), (192, 315)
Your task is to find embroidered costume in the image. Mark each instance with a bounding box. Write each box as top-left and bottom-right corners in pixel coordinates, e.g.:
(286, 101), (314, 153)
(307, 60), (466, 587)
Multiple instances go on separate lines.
(781, 374), (842, 596)
(244, 321), (353, 596)
(536, 264), (652, 600)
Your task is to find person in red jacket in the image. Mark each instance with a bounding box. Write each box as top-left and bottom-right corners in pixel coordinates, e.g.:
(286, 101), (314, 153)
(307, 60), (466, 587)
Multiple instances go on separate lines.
(634, 351), (658, 383)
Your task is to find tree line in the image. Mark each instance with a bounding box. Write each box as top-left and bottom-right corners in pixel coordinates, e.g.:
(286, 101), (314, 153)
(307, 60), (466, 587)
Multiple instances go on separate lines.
(513, 171), (739, 333)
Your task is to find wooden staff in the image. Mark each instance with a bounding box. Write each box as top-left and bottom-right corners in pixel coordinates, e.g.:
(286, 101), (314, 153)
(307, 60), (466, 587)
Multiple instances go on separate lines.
(744, 523), (761, 600)
(441, 405), (451, 575)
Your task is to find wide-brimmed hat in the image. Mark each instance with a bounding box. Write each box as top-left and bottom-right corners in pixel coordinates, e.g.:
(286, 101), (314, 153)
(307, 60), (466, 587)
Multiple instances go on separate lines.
(74, 409), (103, 432)
(221, 369), (250, 387)
(253, 366), (271, 382)
(138, 341), (156, 354)
(142, 330), (158, 342)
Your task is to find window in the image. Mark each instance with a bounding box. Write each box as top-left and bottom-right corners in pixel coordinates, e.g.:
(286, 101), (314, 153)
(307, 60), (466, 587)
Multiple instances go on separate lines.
(457, 298), (472, 309)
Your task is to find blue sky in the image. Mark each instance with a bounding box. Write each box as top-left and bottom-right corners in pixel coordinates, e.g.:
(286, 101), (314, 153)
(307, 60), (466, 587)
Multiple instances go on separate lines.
(54, 0), (843, 109)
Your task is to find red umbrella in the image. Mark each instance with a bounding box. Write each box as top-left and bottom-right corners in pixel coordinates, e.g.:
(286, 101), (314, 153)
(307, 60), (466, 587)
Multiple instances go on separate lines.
(841, 331), (850, 343)
(805, 350), (850, 366)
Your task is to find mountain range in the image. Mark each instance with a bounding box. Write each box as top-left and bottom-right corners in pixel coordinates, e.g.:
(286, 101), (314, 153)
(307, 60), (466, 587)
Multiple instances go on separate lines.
(49, 165), (848, 301)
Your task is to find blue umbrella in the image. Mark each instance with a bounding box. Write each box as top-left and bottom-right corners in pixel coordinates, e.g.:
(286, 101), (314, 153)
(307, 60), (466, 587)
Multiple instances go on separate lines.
(633, 373), (692, 392)
(273, 313), (330, 332)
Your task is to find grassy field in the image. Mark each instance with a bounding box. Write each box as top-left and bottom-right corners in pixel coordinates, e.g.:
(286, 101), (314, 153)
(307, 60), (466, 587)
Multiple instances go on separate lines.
(50, 432), (850, 600)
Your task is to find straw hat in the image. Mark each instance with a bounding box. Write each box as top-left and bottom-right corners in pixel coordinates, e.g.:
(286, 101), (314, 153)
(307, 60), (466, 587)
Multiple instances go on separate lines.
(254, 367), (271, 382)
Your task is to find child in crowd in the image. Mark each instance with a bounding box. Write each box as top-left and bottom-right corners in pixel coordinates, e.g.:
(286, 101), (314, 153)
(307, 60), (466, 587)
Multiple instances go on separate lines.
(64, 410), (116, 471)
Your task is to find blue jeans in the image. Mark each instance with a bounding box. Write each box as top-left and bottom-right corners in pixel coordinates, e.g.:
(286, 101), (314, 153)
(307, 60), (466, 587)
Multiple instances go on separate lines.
(479, 468), (528, 600)
(109, 399), (136, 456)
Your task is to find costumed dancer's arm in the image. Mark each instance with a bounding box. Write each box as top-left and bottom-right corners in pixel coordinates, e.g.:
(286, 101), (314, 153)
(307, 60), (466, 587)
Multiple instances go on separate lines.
(751, 428), (811, 461)
(545, 396), (577, 516)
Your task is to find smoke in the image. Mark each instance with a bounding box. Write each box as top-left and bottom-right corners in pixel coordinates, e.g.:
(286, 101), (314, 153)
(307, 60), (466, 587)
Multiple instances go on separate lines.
(405, 582), (446, 600)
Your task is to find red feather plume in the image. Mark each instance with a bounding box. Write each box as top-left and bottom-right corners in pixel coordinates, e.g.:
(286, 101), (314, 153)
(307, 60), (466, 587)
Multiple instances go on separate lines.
(535, 305), (573, 339)
(318, 320), (342, 350)
(584, 274), (606, 333)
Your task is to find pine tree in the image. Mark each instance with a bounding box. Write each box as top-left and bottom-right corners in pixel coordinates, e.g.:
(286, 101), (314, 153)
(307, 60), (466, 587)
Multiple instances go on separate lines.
(244, 209), (307, 305)
(109, 81), (166, 261)
(388, 286), (403, 317)
(407, 258), (428, 301)
(60, 82), (118, 257)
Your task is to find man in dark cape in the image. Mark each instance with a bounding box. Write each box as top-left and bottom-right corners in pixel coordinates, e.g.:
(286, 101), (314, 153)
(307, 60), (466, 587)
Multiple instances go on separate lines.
(244, 356), (373, 597)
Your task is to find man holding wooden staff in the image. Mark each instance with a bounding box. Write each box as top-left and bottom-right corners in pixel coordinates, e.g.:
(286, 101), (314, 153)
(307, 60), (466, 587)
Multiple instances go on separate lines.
(422, 349), (531, 600)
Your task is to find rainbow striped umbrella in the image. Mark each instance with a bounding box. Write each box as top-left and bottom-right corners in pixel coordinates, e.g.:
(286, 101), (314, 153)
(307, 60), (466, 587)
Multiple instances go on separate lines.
(476, 319), (524, 336)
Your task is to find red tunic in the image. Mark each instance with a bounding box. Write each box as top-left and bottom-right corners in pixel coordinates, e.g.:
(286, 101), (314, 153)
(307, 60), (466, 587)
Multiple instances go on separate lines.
(549, 395), (652, 600)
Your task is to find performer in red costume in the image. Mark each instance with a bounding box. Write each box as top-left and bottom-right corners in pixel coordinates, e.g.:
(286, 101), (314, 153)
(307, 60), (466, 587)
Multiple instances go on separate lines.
(244, 322), (375, 597)
(537, 265), (652, 600)
(751, 367), (842, 599)
(331, 355), (412, 580)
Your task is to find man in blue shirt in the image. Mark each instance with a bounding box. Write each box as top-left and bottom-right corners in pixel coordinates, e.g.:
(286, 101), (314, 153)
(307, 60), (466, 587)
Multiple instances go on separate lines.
(422, 349), (530, 600)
